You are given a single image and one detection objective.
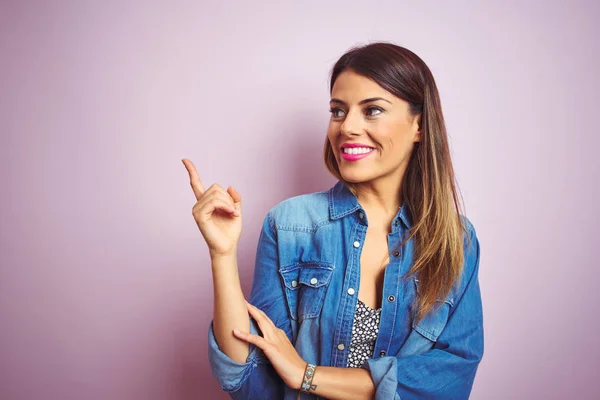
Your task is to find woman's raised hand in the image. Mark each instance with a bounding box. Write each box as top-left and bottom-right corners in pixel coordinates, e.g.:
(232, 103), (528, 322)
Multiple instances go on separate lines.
(182, 158), (242, 257)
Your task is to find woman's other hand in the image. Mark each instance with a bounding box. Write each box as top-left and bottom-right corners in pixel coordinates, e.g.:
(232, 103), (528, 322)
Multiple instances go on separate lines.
(233, 302), (307, 391)
(182, 158), (242, 258)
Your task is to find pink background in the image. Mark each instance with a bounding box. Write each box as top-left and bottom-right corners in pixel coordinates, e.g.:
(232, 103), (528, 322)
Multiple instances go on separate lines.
(1, 1), (598, 399)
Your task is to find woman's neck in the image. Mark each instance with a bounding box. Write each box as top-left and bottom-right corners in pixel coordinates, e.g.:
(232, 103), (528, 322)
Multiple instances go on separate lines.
(352, 178), (403, 227)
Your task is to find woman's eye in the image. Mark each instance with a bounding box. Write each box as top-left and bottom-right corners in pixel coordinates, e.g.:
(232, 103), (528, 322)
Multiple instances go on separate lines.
(366, 107), (383, 116)
(329, 108), (346, 118)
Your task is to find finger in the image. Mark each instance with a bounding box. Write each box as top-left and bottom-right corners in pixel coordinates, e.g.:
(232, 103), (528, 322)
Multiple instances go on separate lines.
(232, 329), (272, 352)
(205, 184), (238, 209)
(193, 197), (238, 218)
(246, 302), (277, 333)
(200, 186), (239, 216)
(200, 189), (236, 209)
(204, 183), (225, 195)
(227, 186), (242, 215)
(182, 159), (205, 201)
(194, 191), (239, 217)
(227, 186), (242, 207)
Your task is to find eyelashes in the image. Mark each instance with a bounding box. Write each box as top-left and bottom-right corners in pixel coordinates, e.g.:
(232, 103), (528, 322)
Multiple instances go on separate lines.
(329, 107), (345, 118)
(328, 106), (384, 119)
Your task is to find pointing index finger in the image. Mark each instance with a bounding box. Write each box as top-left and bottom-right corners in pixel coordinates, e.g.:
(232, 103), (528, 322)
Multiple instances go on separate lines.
(182, 158), (205, 200)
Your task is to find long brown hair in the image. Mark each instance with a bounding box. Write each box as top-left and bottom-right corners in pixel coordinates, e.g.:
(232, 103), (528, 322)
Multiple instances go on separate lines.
(324, 42), (472, 325)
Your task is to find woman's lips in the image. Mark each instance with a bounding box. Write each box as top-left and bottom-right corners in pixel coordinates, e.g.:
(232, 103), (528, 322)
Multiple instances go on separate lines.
(340, 148), (375, 162)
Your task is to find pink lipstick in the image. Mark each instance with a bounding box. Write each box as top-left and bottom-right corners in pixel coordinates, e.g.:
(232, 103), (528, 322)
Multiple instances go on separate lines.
(340, 143), (375, 162)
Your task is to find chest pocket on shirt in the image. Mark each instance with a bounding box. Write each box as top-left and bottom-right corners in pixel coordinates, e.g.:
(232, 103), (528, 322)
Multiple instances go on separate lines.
(279, 262), (334, 323)
(400, 277), (455, 356)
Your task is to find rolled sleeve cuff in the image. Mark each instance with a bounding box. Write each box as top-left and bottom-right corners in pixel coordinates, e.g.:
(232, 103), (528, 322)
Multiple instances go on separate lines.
(207, 318), (267, 392)
(363, 356), (401, 400)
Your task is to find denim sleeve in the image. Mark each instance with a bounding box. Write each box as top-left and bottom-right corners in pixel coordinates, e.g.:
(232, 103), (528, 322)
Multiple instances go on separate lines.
(364, 226), (484, 400)
(207, 211), (292, 399)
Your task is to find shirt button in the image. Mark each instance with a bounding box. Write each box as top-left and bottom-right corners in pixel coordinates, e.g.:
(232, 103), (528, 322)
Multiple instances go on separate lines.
(347, 287), (356, 295)
(394, 220), (399, 227)
(379, 350), (386, 357)
(387, 295), (395, 302)
(393, 251), (400, 257)
(291, 280), (298, 288)
(358, 212), (364, 219)
(310, 277), (318, 285)
(337, 343), (345, 351)
(353, 241), (361, 248)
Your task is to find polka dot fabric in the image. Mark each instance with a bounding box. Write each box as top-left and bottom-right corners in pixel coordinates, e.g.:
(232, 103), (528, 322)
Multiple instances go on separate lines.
(346, 298), (382, 368)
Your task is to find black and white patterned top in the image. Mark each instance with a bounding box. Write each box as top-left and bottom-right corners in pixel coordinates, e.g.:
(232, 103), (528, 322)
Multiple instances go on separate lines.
(346, 298), (382, 368)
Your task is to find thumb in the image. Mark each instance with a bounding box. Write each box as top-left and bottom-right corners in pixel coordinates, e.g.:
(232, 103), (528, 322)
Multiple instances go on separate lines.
(227, 186), (242, 209)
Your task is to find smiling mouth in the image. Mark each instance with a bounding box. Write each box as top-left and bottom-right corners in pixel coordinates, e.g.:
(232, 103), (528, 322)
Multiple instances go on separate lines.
(340, 147), (374, 162)
(341, 147), (374, 155)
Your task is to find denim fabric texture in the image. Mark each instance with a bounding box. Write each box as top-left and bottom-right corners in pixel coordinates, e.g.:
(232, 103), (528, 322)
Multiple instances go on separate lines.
(208, 180), (484, 399)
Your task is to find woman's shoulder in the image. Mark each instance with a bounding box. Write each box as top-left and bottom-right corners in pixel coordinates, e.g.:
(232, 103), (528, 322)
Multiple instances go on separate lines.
(460, 215), (476, 237)
(458, 214), (480, 283)
(265, 188), (331, 231)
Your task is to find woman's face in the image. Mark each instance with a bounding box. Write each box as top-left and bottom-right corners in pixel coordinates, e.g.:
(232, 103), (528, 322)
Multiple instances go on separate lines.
(327, 69), (421, 186)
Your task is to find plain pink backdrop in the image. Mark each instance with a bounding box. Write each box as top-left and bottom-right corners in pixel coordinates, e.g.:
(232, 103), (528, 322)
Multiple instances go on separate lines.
(1, 1), (598, 399)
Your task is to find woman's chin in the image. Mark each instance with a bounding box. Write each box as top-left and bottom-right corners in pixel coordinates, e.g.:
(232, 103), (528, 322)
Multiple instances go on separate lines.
(340, 170), (373, 184)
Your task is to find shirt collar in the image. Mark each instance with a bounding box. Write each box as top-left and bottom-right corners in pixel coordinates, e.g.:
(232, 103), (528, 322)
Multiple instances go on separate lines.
(328, 180), (412, 230)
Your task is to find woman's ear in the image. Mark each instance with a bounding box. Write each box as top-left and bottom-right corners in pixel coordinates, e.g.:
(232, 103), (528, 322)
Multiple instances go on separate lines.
(414, 130), (422, 142)
(412, 113), (422, 142)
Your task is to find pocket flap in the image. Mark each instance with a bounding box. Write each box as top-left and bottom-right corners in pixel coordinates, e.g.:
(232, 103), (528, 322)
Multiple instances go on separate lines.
(298, 265), (334, 288)
(412, 277), (453, 342)
(412, 302), (450, 342)
(280, 262), (334, 289)
(413, 277), (455, 306)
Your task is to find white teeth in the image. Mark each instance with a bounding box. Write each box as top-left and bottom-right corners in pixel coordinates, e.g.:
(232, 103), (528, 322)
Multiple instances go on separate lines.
(343, 147), (373, 154)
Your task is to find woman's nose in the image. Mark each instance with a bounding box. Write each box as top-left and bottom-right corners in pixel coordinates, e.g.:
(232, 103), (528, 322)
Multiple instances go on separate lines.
(340, 110), (363, 137)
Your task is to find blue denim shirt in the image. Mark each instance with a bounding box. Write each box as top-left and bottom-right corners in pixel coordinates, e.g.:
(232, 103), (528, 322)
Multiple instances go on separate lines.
(208, 180), (484, 399)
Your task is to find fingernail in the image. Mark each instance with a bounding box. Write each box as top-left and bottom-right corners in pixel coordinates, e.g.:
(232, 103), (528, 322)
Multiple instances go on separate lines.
(233, 329), (242, 335)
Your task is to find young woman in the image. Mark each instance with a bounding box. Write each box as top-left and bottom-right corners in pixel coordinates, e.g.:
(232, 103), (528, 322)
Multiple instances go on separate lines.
(183, 42), (484, 400)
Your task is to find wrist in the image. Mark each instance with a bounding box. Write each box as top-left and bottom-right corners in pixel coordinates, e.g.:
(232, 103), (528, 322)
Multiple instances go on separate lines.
(295, 361), (309, 390)
(210, 248), (238, 261)
(298, 362), (317, 393)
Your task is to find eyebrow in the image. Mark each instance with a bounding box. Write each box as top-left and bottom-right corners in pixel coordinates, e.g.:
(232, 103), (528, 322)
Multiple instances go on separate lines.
(329, 97), (392, 105)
